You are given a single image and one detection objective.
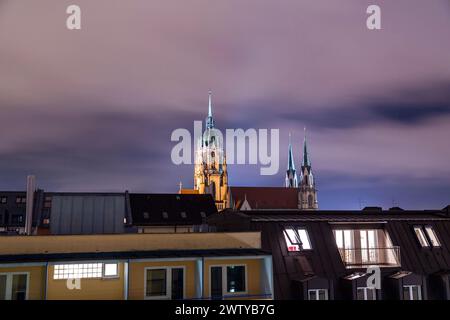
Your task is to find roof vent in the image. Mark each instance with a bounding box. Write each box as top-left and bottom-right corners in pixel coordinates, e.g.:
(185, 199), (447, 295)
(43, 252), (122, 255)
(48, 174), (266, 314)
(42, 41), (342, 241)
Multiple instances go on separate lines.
(362, 206), (382, 212)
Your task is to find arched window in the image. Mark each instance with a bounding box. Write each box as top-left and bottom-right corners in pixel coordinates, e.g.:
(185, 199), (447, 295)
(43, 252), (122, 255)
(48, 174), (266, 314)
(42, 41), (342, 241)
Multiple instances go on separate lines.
(308, 195), (313, 208)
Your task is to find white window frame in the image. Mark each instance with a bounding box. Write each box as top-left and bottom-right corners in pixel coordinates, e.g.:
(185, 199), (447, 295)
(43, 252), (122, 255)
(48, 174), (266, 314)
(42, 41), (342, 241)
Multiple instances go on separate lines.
(0, 272), (30, 300)
(209, 264), (248, 298)
(144, 266), (186, 300)
(413, 226), (430, 247)
(356, 287), (377, 300)
(424, 226), (441, 247)
(103, 263), (119, 278)
(53, 262), (119, 280)
(308, 288), (328, 300)
(403, 285), (422, 300)
(283, 228), (312, 252)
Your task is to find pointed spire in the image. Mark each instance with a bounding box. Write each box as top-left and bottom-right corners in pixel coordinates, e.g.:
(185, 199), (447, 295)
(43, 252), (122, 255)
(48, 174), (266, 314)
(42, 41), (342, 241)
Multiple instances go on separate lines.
(205, 90), (215, 129)
(287, 132), (296, 171)
(208, 90), (212, 117)
(302, 127), (311, 167)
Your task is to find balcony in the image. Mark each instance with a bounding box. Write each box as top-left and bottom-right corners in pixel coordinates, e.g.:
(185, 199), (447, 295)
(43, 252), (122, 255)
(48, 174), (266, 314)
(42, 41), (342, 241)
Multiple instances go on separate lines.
(338, 247), (401, 268)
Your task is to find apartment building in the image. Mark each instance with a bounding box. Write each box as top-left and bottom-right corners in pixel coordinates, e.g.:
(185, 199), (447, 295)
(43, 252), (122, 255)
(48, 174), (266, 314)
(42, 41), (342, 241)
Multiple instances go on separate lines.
(208, 206), (450, 300)
(0, 232), (273, 300)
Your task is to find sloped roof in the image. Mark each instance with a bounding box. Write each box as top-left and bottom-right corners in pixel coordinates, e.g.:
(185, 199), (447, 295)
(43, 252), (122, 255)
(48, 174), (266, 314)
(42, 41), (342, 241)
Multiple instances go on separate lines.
(230, 187), (299, 210)
(129, 193), (217, 226)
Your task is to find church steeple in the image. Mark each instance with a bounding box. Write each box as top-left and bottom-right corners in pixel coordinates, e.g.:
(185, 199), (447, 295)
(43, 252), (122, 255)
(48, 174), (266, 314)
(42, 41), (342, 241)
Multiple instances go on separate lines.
(206, 90), (215, 129)
(302, 127), (311, 168)
(298, 128), (318, 210)
(285, 133), (298, 188)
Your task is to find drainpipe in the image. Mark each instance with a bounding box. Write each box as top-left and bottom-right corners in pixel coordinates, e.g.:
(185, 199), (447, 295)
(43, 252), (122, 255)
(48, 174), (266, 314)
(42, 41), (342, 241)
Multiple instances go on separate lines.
(25, 175), (36, 235)
(44, 262), (49, 300)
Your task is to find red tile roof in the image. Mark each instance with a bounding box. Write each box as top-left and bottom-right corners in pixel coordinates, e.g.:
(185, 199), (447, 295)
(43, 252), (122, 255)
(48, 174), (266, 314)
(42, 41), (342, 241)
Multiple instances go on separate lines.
(230, 187), (299, 210)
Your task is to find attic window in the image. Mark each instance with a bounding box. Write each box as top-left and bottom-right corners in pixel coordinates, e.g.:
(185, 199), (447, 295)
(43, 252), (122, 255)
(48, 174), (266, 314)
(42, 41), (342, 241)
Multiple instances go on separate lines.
(413, 226), (430, 247)
(143, 212), (150, 219)
(424, 226), (441, 247)
(180, 212), (187, 219)
(162, 212), (169, 219)
(283, 228), (312, 251)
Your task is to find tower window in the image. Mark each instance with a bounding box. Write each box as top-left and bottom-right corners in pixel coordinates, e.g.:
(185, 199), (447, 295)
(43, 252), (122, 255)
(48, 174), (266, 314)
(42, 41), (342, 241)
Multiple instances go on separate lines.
(308, 195), (313, 208)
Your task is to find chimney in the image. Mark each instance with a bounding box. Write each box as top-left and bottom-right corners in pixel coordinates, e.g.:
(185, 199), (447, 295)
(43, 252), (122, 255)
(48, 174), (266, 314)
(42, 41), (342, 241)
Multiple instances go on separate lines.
(25, 175), (36, 235)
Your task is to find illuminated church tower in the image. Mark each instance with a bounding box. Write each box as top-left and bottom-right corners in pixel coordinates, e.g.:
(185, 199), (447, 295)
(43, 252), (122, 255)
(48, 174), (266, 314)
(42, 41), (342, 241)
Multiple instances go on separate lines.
(193, 91), (229, 210)
(298, 129), (318, 210)
(285, 133), (298, 188)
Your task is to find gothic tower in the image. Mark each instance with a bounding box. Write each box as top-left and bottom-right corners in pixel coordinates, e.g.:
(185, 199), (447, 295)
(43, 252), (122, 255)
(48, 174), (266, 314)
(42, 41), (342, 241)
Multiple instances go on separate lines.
(193, 91), (229, 210)
(298, 129), (318, 210)
(285, 133), (298, 188)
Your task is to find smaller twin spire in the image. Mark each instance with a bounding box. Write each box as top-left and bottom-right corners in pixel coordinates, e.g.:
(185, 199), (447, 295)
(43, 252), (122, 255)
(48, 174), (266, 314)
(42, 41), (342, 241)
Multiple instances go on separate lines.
(302, 127), (311, 168)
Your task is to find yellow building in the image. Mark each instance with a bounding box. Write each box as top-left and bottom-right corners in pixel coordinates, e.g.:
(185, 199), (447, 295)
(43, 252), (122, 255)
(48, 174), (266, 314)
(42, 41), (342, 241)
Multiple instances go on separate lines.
(0, 232), (273, 300)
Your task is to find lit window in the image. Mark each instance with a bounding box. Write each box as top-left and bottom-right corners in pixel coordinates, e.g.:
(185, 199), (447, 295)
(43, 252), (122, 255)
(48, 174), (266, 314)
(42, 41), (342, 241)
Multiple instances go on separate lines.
(403, 285), (422, 300)
(283, 228), (312, 251)
(357, 287), (377, 300)
(413, 226), (430, 247)
(53, 263), (103, 280)
(424, 226), (441, 247)
(308, 289), (328, 300)
(103, 263), (119, 277)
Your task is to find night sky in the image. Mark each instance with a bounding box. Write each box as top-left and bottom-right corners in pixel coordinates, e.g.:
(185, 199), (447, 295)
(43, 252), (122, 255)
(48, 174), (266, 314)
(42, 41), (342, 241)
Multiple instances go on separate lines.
(1, 0), (449, 210)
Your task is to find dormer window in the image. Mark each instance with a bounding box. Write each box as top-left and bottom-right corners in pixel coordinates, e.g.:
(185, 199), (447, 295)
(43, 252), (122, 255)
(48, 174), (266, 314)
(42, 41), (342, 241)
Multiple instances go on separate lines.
(283, 228), (312, 251)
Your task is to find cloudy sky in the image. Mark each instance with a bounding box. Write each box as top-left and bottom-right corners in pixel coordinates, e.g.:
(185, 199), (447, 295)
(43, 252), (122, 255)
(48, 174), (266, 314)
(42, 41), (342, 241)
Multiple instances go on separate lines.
(1, 0), (449, 209)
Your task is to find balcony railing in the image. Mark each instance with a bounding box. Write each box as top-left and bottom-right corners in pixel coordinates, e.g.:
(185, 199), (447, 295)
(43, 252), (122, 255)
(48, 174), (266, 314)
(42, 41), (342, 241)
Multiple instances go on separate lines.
(338, 247), (401, 268)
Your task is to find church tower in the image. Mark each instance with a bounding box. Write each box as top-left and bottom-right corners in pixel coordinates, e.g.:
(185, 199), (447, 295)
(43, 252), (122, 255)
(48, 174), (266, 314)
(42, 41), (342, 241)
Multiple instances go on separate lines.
(285, 133), (298, 188)
(298, 129), (318, 210)
(193, 91), (229, 210)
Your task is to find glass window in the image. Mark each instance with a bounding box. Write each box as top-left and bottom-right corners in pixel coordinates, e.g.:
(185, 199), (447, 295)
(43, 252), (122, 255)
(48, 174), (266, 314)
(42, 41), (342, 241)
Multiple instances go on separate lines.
(424, 226), (441, 247)
(180, 212), (187, 219)
(146, 269), (167, 297)
(0, 197), (7, 204)
(357, 287), (376, 300)
(171, 268), (184, 300)
(226, 266), (246, 293)
(0, 274), (28, 300)
(308, 289), (328, 300)
(53, 263), (103, 279)
(403, 285), (422, 300)
(103, 263), (118, 277)
(0, 275), (6, 300)
(283, 228), (312, 251)
(162, 212), (169, 219)
(414, 226), (430, 247)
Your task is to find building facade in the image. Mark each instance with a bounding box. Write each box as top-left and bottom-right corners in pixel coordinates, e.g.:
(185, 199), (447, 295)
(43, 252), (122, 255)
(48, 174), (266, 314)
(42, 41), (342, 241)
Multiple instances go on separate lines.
(208, 206), (450, 300)
(0, 232), (273, 300)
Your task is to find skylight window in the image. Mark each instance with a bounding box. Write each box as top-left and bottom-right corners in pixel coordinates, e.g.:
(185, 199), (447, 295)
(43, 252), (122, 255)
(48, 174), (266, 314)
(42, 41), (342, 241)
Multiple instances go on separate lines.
(413, 226), (430, 247)
(424, 226), (441, 247)
(283, 228), (312, 251)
